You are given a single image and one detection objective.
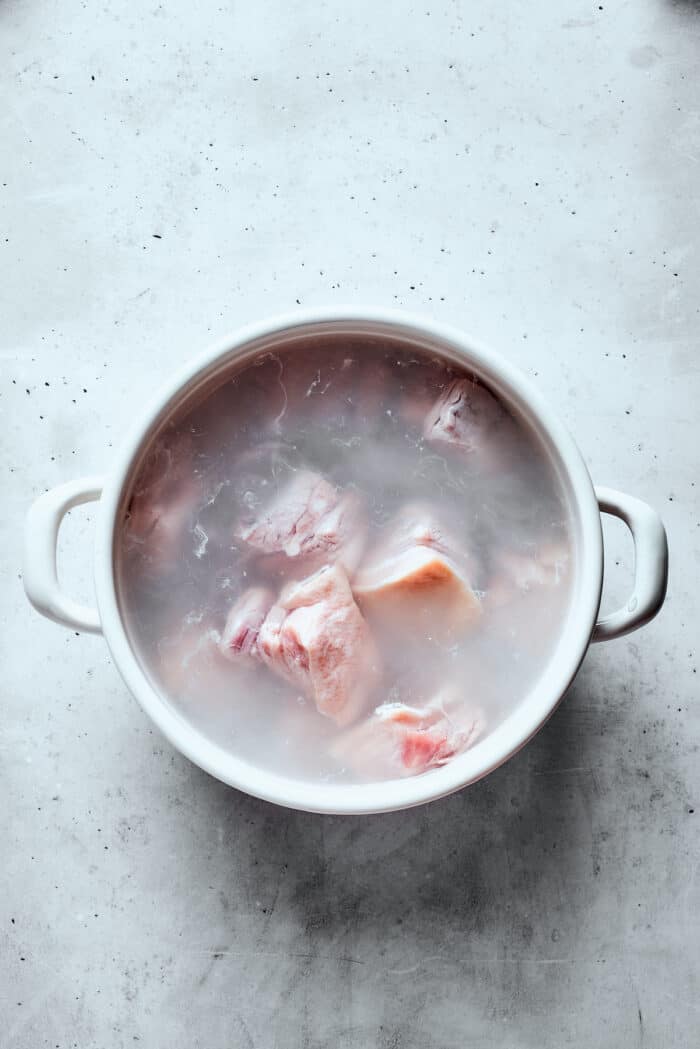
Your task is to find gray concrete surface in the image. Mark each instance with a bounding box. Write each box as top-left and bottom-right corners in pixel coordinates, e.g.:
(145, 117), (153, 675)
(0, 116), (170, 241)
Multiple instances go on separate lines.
(2, 1), (699, 1046)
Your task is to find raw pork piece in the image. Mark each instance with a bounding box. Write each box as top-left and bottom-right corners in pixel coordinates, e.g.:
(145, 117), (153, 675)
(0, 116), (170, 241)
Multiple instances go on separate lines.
(235, 470), (367, 576)
(125, 433), (201, 574)
(156, 615), (229, 699)
(423, 378), (506, 459)
(331, 688), (483, 778)
(219, 587), (275, 664)
(353, 504), (481, 637)
(257, 564), (381, 726)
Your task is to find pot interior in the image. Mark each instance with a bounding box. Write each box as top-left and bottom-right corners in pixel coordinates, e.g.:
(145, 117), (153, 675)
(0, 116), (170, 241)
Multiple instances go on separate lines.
(111, 322), (582, 797)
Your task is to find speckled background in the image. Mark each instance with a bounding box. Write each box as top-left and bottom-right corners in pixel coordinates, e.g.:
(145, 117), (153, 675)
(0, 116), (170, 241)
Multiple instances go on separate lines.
(2, 1), (698, 1046)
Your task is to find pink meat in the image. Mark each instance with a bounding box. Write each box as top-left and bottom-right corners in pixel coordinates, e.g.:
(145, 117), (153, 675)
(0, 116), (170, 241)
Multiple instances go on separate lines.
(257, 564), (381, 726)
(366, 503), (476, 571)
(332, 688), (483, 778)
(353, 504), (481, 636)
(235, 470), (367, 576)
(125, 433), (201, 572)
(423, 378), (505, 455)
(157, 618), (229, 699)
(219, 587), (275, 663)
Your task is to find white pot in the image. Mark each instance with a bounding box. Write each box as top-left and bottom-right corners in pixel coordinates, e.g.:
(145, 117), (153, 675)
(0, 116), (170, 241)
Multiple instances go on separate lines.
(23, 309), (668, 814)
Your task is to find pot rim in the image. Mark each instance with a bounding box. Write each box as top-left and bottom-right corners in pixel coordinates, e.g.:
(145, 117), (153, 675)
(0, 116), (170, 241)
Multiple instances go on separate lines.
(94, 307), (602, 814)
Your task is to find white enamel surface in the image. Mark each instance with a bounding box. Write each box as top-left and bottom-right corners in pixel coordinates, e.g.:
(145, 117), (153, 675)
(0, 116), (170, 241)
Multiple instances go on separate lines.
(593, 487), (669, 642)
(23, 476), (104, 634)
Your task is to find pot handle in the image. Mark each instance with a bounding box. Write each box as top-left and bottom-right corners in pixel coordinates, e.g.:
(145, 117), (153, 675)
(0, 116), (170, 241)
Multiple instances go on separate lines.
(23, 476), (104, 634)
(592, 486), (668, 642)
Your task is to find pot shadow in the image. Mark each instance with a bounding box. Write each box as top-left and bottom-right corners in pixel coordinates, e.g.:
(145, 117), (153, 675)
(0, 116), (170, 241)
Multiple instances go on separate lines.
(192, 663), (603, 955)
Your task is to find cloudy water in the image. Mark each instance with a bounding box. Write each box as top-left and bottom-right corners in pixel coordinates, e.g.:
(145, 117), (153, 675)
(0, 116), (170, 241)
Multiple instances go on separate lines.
(115, 334), (573, 783)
